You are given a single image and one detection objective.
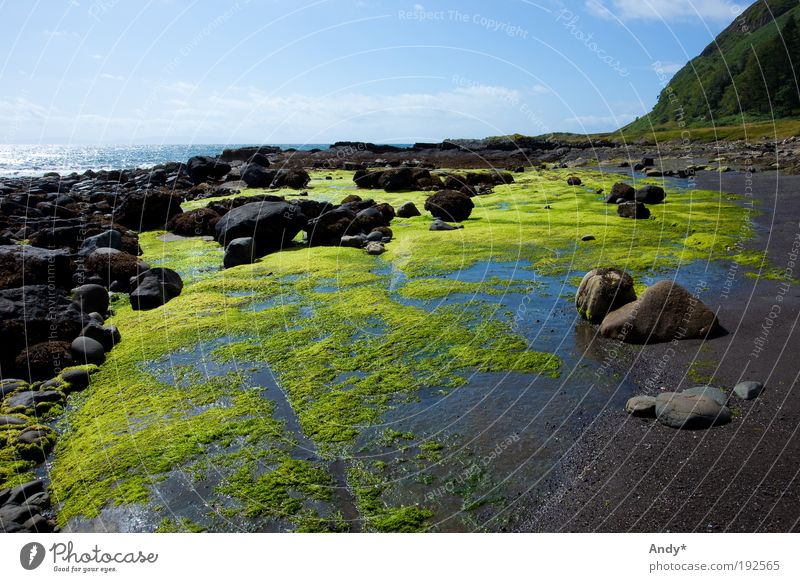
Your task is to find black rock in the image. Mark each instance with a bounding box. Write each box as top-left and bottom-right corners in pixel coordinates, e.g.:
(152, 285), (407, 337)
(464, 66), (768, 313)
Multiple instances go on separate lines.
(60, 368), (91, 392)
(72, 284), (110, 315)
(78, 230), (122, 256)
(634, 184), (666, 204)
(129, 268), (184, 311)
(215, 201), (308, 256)
(240, 163), (275, 188)
(618, 201), (651, 219)
(187, 156), (231, 184)
(0, 245), (74, 289)
(396, 201), (421, 218)
(79, 321), (120, 352)
(424, 190), (474, 222)
(223, 237), (256, 269)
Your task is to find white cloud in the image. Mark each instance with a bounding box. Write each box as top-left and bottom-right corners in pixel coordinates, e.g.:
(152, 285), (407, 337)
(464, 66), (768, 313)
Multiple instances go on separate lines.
(653, 61), (684, 74)
(100, 73), (125, 81)
(413, 4), (425, 11)
(564, 113), (638, 129)
(585, 0), (745, 22)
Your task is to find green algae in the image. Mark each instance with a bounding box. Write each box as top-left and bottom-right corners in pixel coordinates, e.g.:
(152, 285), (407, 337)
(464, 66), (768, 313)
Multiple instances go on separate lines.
(347, 462), (433, 532)
(42, 166), (765, 529)
(156, 517), (207, 533)
(218, 458), (333, 518)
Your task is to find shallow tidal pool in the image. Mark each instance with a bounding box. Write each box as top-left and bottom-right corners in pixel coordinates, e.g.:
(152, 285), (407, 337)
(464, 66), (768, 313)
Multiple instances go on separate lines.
(47, 167), (759, 532)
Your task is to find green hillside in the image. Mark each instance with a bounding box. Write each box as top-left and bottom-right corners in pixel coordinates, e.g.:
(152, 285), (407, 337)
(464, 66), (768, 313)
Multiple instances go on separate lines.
(624, 0), (800, 133)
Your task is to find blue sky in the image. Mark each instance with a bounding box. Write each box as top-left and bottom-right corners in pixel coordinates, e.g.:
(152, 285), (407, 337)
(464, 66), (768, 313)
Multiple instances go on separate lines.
(0, 0), (749, 143)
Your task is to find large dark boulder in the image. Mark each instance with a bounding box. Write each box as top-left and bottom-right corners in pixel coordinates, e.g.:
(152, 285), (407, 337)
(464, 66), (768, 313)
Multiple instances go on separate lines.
(424, 190), (474, 222)
(354, 168), (441, 192)
(396, 202), (421, 218)
(129, 268), (184, 311)
(240, 163), (275, 188)
(607, 182), (635, 203)
(634, 185), (666, 204)
(379, 168), (414, 192)
(166, 208), (221, 237)
(223, 237), (256, 269)
(305, 207), (358, 246)
(354, 206), (390, 232)
(0, 286), (85, 374)
(187, 156), (231, 184)
(72, 284), (109, 315)
(78, 230), (122, 256)
(272, 169), (310, 189)
(599, 280), (720, 344)
(71, 336), (106, 365)
(219, 146), (279, 163)
(290, 199), (331, 220)
(115, 189), (184, 231)
(214, 201), (308, 256)
(0, 245), (73, 289)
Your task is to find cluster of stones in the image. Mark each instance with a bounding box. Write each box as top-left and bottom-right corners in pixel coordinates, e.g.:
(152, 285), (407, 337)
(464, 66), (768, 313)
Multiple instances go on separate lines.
(213, 189), (476, 269)
(0, 368), (92, 532)
(353, 167), (513, 196)
(605, 182), (665, 220)
(575, 267), (764, 431)
(625, 381), (764, 430)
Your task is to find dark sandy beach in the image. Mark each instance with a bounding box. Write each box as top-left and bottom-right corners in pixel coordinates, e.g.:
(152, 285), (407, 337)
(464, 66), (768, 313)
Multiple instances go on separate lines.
(509, 169), (800, 532)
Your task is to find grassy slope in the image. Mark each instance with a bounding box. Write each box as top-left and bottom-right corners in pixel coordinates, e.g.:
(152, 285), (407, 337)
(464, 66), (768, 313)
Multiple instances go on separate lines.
(621, 0), (800, 136)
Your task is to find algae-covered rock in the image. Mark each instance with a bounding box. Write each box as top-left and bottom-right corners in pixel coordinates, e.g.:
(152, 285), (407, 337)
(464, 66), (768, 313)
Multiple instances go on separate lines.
(575, 268), (636, 324)
(14, 341), (74, 381)
(617, 201), (650, 219)
(424, 190), (474, 222)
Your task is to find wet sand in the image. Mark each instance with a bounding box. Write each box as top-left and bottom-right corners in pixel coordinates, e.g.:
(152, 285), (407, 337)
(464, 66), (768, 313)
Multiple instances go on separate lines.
(508, 169), (800, 532)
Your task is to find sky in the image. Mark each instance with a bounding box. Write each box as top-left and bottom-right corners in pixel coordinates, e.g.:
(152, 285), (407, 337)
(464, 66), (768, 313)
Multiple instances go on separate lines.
(0, 0), (751, 144)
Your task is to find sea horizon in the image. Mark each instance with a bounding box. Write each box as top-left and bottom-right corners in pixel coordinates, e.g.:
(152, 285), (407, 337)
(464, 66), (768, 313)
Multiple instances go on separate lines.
(0, 142), (415, 178)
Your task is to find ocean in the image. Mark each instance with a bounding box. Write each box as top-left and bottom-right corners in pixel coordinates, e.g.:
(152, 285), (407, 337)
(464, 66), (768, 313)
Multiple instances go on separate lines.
(0, 143), (410, 178)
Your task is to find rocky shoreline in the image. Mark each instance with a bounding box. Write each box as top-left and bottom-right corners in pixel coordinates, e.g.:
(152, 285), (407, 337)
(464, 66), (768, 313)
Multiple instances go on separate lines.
(1, 141), (796, 533)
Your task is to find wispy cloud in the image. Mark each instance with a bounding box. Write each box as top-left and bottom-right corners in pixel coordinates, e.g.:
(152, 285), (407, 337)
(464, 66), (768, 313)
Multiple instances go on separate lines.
(0, 84), (552, 141)
(100, 73), (125, 81)
(564, 112), (638, 128)
(585, 0), (744, 22)
(653, 61), (684, 75)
